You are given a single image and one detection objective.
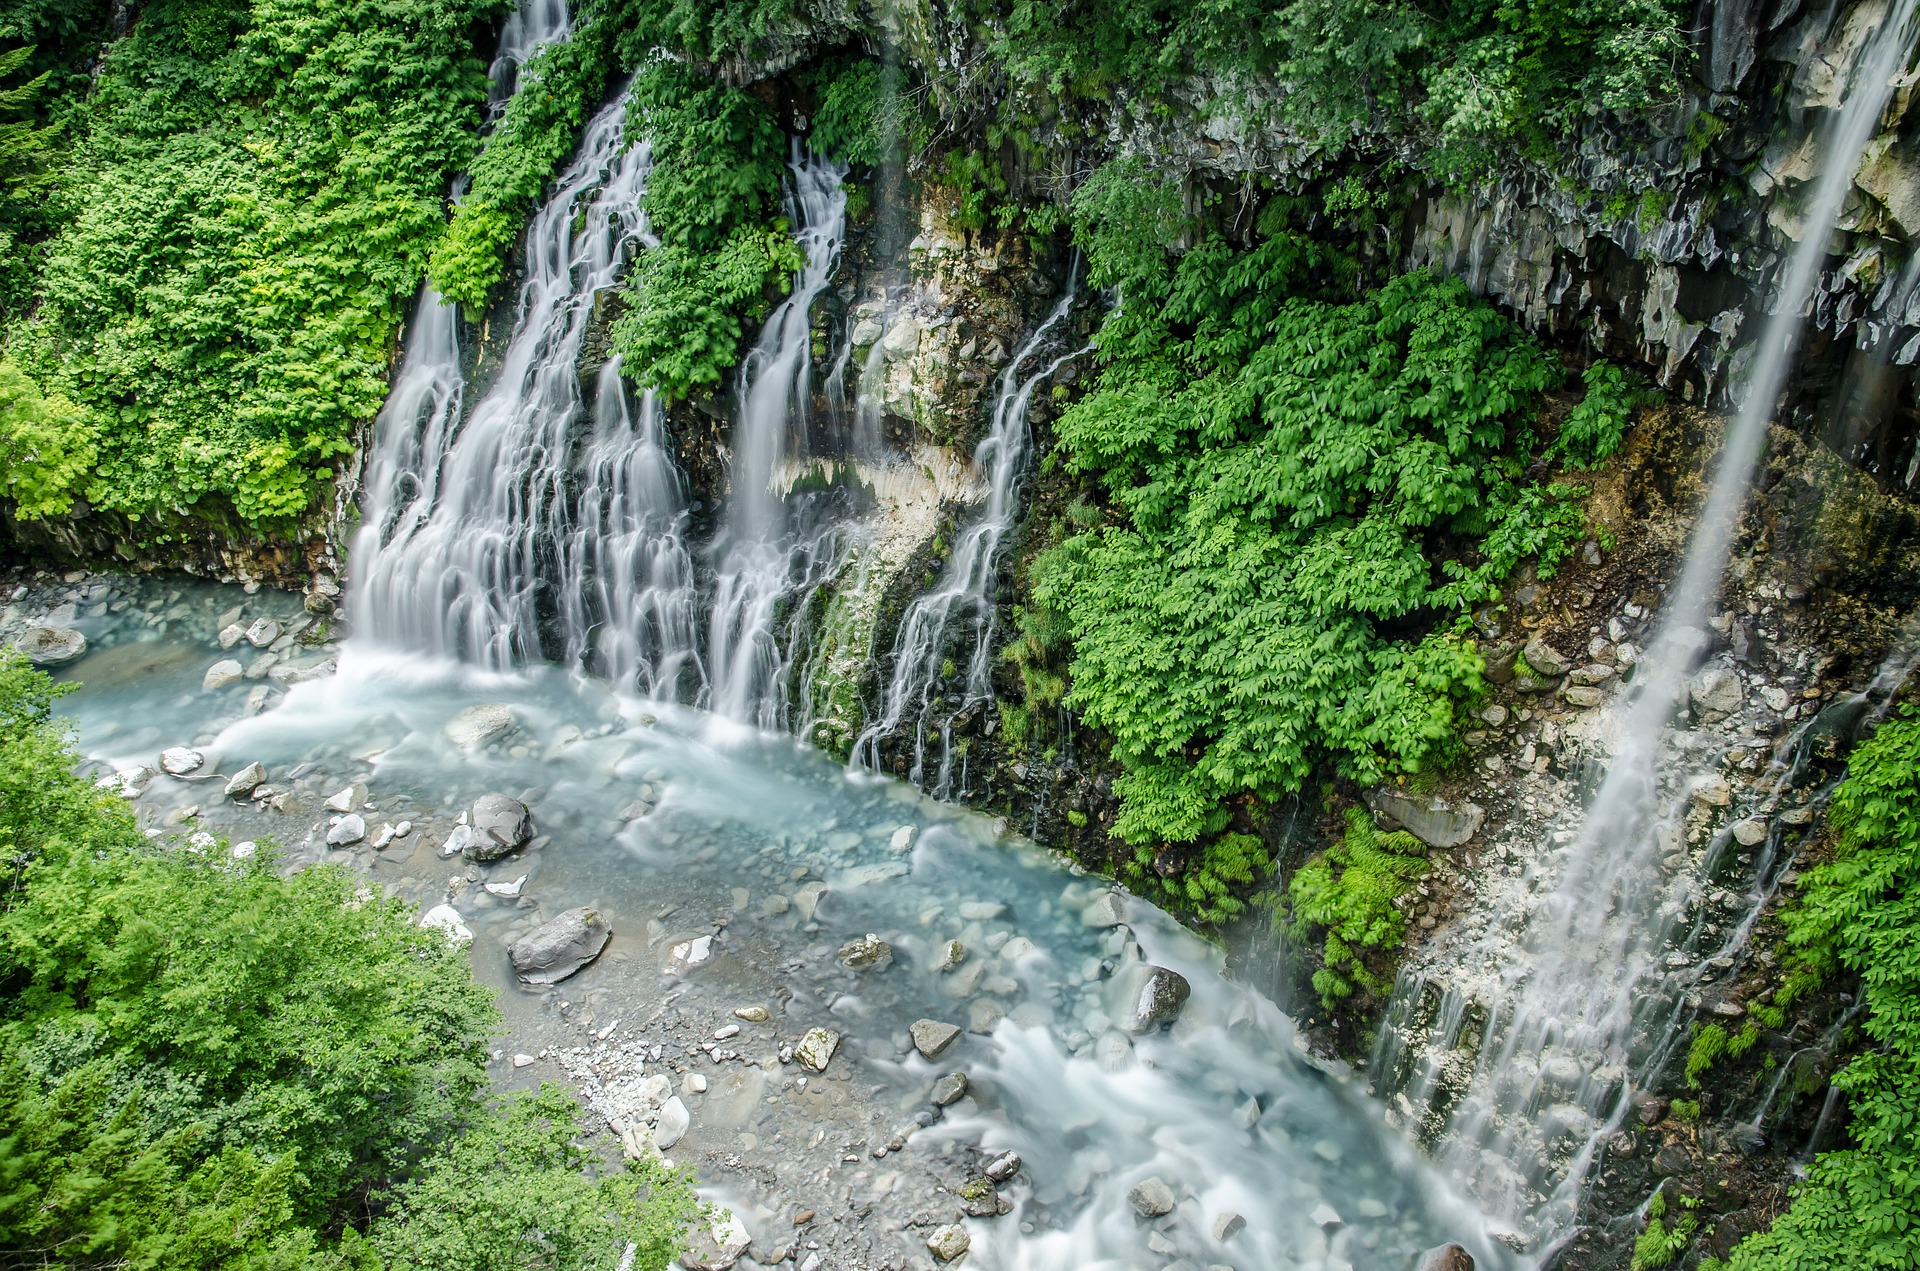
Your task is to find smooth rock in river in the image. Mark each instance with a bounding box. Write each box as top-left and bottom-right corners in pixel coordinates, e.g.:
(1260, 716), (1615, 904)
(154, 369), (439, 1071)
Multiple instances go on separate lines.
(668, 935), (712, 971)
(223, 762), (266, 798)
(466, 793), (531, 860)
(324, 786), (356, 813)
(984, 1150), (1021, 1182)
(439, 824), (474, 857)
(1081, 891), (1127, 927)
(244, 616), (281, 648)
(326, 814), (366, 846)
(508, 906), (611, 985)
(1416, 1244), (1476, 1271)
(159, 747), (203, 775)
(653, 1095), (689, 1150)
(15, 625), (86, 667)
(1124, 965), (1191, 1033)
(795, 1027), (840, 1073)
(911, 1018), (962, 1059)
(203, 659), (244, 690)
(1128, 1176), (1176, 1217)
(1212, 1211), (1246, 1241)
(934, 939), (967, 971)
(1311, 1202), (1342, 1227)
(930, 1071), (968, 1106)
(1096, 1030), (1134, 1072)
(838, 933), (893, 970)
(1732, 817), (1768, 846)
(1363, 789), (1486, 848)
(217, 622), (247, 649)
(445, 703), (513, 750)
(890, 825), (917, 852)
(484, 874), (526, 898)
(926, 1225), (969, 1264)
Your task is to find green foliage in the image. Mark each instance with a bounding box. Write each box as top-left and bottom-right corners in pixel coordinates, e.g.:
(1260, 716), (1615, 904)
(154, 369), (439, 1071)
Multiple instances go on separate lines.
(1685, 1021), (1756, 1088)
(1287, 809), (1429, 1010)
(962, 0), (1687, 171)
(1037, 189), (1575, 841)
(0, 41), (57, 311)
(371, 1085), (698, 1271)
(0, 356), (92, 518)
(1552, 361), (1638, 468)
(608, 59), (795, 401)
(1715, 713), (1920, 1269)
(799, 54), (926, 171)
(0, 652), (693, 1269)
(1160, 832), (1269, 924)
(9, 0), (510, 527)
(1633, 1190), (1700, 1270)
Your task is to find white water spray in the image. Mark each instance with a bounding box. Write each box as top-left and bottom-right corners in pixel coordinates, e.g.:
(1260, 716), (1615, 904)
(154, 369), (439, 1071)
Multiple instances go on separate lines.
(352, 95), (653, 668)
(1372, 2), (1920, 1251)
(707, 149), (851, 727)
(849, 271), (1084, 791)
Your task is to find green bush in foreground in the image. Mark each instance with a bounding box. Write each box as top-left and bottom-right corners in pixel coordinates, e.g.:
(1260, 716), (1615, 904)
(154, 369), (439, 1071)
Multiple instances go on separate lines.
(1705, 712), (1920, 1270)
(1287, 809), (1430, 1010)
(0, 651), (696, 1269)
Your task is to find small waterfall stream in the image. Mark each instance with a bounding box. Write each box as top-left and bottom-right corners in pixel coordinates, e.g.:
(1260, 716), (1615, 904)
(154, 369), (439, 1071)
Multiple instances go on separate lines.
(1370, 1), (1920, 1252)
(848, 272), (1084, 793)
(706, 150), (852, 728)
(352, 95), (665, 671)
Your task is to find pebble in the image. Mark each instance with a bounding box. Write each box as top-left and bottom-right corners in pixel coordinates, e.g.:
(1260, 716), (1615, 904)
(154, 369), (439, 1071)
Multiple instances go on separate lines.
(669, 935), (713, 971)
(484, 874), (527, 898)
(685, 1073), (707, 1094)
(984, 1150), (1021, 1182)
(223, 761), (266, 798)
(1731, 818), (1768, 846)
(325, 786), (356, 813)
(1212, 1212), (1246, 1241)
(890, 825), (916, 852)
(512, 1053), (536, 1068)
(1311, 1202), (1343, 1227)
(653, 1096), (690, 1150)
(930, 1072), (968, 1107)
(325, 814), (366, 846)
(713, 1024), (740, 1040)
(734, 1005), (770, 1022)
(159, 746), (204, 775)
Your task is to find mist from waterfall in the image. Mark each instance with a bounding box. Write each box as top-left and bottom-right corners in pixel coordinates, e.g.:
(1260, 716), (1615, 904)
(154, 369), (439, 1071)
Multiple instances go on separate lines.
(706, 149), (852, 728)
(848, 269), (1084, 793)
(1370, 1), (1920, 1252)
(351, 93), (663, 670)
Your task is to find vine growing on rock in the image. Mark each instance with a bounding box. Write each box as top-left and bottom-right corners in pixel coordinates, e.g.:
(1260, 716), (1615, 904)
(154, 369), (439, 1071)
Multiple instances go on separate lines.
(1031, 158), (1633, 913)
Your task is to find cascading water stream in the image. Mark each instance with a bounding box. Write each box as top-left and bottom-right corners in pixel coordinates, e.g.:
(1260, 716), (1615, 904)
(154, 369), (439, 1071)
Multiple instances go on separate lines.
(1371, 2), (1920, 1251)
(848, 271), (1084, 792)
(706, 149), (851, 727)
(351, 94), (664, 671)
(559, 360), (704, 699)
(487, 0), (570, 105)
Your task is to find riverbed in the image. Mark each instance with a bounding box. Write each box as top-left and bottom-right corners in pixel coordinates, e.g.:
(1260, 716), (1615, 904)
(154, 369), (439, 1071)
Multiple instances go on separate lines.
(15, 568), (1518, 1271)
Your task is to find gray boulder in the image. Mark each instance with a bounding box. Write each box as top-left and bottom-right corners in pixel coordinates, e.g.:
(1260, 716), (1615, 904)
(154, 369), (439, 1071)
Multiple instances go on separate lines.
(508, 907), (611, 985)
(15, 625), (86, 667)
(910, 1018), (962, 1060)
(203, 659), (244, 690)
(465, 793), (531, 861)
(1522, 635), (1572, 677)
(1128, 1176), (1176, 1217)
(1364, 789), (1485, 848)
(326, 814), (367, 847)
(1124, 965), (1191, 1034)
(159, 747), (204, 776)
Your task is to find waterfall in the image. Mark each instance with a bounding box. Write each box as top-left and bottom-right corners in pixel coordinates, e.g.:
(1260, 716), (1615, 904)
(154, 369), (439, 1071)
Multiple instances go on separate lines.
(1372, 2), (1920, 1252)
(351, 93), (657, 670)
(707, 149), (851, 728)
(848, 271), (1084, 791)
(488, 0), (570, 105)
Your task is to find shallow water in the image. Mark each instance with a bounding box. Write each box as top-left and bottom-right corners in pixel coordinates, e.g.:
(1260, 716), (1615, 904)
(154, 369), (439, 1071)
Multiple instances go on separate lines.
(51, 576), (1519, 1271)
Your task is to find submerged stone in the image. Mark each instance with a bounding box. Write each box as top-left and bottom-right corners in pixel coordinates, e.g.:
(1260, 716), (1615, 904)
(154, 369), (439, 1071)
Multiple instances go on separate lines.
(509, 906), (610, 985)
(16, 625), (86, 667)
(1123, 965), (1191, 1033)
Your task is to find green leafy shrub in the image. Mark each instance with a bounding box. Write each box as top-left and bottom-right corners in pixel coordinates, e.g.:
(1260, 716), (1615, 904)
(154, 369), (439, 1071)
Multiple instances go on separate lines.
(1707, 712), (1920, 1269)
(608, 59), (795, 400)
(1287, 809), (1429, 1009)
(1553, 361), (1639, 468)
(8, 0), (510, 527)
(1633, 1189), (1700, 1270)
(0, 651), (695, 1269)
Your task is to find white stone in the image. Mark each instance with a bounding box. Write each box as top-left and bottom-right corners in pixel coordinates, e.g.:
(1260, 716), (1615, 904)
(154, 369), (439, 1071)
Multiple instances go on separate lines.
(1731, 818), (1768, 846)
(440, 824), (474, 857)
(326, 814), (366, 846)
(686, 1073), (708, 1094)
(325, 786), (356, 813)
(484, 874), (527, 897)
(223, 762), (266, 797)
(203, 659), (244, 690)
(217, 622), (247, 649)
(1311, 1203), (1343, 1227)
(445, 703), (514, 750)
(652, 1095), (690, 1150)
(159, 747), (204, 775)
(926, 1224), (969, 1263)
(511, 1053), (536, 1068)
(890, 825), (917, 852)
(244, 616), (281, 648)
(795, 1027), (840, 1072)
(420, 904), (472, 944)
(669, 935), (713, 970)
(230, 841), (257, 859)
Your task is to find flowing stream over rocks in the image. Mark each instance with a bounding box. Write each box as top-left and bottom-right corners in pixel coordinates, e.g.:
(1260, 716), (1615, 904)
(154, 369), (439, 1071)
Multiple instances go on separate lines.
(1370, 1), (1920, 1254)
(848, 271), (1085, 796)
(44, 577), (1521, 1271)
